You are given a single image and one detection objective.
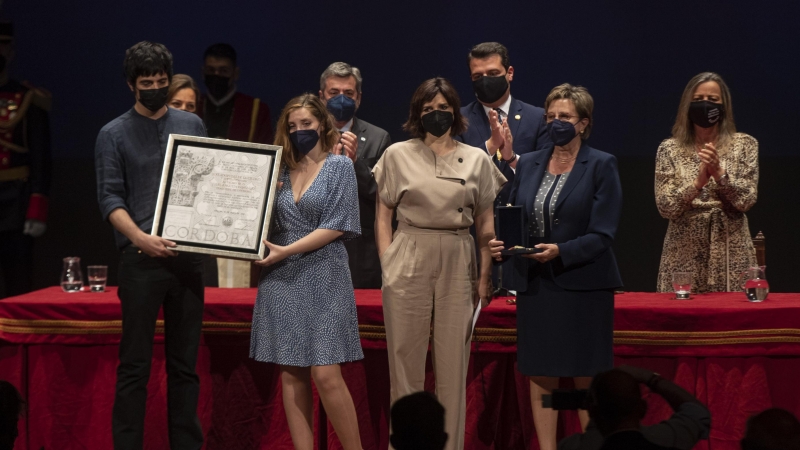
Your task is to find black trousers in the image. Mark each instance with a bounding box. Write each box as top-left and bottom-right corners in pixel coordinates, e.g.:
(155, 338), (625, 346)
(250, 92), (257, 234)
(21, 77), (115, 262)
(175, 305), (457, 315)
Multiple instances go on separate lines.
(0, 229), (33, 299)
(344, 230), (382, 289)
(113, 246), (205, 450)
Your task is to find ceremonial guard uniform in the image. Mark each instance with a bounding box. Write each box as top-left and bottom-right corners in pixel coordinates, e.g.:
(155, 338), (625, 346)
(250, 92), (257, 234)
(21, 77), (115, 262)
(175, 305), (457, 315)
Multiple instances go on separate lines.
(0, 21), (52, 298)
(197, 92), (272, 145)
(197, 92), (272, 287)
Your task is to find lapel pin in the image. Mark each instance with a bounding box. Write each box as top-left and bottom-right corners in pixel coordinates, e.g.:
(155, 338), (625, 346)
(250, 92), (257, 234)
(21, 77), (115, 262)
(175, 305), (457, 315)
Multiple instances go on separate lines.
(360, 137), (366, 141)
(515, 114), (521, 120)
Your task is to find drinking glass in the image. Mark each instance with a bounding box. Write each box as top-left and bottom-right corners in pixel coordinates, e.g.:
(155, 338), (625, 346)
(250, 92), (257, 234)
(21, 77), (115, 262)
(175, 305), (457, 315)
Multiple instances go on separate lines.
(61, 257), (83, 293)
(87, 265), (108, 293)
(672, 272), (692, 300)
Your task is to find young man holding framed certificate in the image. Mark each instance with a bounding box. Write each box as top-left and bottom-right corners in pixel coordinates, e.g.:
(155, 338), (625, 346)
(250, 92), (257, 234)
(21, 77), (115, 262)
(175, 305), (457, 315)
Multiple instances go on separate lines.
(95, 41), (208, 450)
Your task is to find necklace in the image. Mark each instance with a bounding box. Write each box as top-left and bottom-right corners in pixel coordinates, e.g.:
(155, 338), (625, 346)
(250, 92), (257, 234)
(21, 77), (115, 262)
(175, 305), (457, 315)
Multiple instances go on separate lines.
(551, 153), (577, 164)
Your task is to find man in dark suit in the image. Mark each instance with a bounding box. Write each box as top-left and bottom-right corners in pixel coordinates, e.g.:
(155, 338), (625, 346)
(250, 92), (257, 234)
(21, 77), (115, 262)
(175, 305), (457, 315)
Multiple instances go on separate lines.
(319, 62), (391, 288)
(456, 42), (551, 206)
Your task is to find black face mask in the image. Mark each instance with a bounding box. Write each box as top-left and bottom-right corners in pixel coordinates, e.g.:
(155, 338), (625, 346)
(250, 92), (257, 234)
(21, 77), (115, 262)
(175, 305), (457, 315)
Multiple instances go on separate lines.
(138, 86), (169, 112)
(688, 100), (724, 128)
(204, 74), (231, 99)
(421, 110), (454, 138)
(472, 75), (509, 104)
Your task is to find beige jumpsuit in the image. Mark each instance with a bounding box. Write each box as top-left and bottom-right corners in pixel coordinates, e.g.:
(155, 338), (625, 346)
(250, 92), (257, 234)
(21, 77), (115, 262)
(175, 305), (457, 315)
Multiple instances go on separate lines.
(372, 139), (506, 450)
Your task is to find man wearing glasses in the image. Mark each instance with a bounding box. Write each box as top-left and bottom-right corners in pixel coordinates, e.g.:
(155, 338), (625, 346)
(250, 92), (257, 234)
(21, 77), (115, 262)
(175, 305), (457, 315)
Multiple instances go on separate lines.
(196, 43), (272, 287)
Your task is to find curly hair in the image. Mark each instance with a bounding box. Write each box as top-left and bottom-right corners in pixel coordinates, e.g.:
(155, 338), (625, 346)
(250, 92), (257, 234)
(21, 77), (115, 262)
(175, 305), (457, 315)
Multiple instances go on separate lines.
(123, 41), (173, 86)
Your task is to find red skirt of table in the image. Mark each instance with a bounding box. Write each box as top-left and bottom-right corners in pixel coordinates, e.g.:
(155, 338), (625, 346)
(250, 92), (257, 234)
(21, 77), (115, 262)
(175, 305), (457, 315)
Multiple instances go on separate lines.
(1, 288), (799, 449)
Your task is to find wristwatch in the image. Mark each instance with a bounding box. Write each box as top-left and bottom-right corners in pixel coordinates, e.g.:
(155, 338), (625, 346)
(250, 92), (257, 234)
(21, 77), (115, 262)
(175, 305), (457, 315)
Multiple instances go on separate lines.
(717, 172), (730, 186)
(502, 151), (517, 163)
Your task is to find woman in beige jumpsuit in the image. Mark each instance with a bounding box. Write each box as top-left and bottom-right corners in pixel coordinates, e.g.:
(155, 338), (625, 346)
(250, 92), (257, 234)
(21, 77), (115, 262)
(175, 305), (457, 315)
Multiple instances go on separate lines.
(373, 77), (506, 450)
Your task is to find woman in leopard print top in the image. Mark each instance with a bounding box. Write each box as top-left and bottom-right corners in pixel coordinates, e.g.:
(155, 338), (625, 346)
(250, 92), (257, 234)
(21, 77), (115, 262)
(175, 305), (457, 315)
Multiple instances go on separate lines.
(655, 72), (758, 293)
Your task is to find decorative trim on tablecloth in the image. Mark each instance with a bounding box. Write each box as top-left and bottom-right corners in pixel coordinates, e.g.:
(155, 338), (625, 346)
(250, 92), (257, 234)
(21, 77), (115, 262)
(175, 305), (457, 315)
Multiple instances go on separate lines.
(615, 337), (800, 345)
(3, 317), (800, 345)
(615, 329), (800, 338)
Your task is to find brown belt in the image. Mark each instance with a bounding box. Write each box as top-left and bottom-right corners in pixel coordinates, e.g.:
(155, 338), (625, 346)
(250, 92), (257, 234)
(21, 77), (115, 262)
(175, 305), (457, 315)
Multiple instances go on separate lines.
(396, 222), (470, 235)
(0, 165), (30, 182)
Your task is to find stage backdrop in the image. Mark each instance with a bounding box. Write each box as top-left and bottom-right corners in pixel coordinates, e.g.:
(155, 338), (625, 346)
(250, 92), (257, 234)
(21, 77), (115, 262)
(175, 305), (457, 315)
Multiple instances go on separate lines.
(1, 0), (798, 294)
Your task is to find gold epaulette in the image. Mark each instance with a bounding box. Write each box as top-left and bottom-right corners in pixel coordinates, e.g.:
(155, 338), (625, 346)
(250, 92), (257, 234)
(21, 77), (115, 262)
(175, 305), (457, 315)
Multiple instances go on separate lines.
(0, 90), (33, 130)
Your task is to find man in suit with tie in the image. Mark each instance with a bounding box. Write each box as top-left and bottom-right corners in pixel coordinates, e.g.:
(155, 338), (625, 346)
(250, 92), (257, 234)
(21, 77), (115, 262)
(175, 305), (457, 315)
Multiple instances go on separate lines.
(319, 62), (391, 288)
(457, 42), (551, 206)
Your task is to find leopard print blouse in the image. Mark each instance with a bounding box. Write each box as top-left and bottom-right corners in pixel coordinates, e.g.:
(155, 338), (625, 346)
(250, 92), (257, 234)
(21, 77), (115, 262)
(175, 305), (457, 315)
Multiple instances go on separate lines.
(655, 133), (758, 293)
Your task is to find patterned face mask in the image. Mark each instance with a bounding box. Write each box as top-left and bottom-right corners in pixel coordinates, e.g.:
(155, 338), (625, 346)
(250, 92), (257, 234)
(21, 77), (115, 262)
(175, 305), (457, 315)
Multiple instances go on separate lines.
(688, 101), (723, 128)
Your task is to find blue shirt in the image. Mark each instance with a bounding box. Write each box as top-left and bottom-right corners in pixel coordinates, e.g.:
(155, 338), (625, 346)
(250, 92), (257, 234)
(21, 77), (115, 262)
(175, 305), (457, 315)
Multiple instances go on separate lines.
(95, 107), (207, 249)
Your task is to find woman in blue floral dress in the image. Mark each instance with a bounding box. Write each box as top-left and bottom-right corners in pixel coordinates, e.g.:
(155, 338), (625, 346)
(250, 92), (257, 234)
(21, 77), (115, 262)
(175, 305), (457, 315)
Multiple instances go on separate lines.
(250, 94), (363, 450)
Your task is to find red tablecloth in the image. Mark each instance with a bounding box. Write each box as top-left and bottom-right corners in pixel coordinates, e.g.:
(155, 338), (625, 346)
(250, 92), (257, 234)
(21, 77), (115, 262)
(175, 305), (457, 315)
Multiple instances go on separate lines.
(1, 288), (800, 449)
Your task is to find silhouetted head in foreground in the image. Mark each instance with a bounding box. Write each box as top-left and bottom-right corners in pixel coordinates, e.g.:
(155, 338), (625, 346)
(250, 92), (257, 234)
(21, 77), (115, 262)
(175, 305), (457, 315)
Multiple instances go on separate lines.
(588, 369), (647, 436)
(741, 408), (800, 450)
(0, 380), (25, 450)
(390, 391), (448, 450)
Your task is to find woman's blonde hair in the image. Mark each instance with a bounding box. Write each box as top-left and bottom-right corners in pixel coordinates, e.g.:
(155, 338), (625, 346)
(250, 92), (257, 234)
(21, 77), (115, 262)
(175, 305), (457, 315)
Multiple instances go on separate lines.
(544, 83), (594, 140)
(671, 72), (736, 150)
(274, 93), (339, 170)
(167, 74), (199, 106)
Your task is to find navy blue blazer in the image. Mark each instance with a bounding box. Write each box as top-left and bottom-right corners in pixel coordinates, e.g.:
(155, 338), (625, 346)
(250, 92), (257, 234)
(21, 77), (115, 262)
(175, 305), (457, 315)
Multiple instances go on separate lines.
(456, 97), (551, 205)
(503, 142), (623, 292)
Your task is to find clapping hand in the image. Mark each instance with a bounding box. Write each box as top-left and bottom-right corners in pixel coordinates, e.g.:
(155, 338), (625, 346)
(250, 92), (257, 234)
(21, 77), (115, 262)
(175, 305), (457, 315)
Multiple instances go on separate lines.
(697, 142), (723, 180)
(500, 120), (514, 161)
(334, 131), (358, 162)
(486, 110), (505, 155)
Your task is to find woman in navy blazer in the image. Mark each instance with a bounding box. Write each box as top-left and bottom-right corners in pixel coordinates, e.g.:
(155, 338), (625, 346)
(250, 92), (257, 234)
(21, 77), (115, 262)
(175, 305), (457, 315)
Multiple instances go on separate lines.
(490, 84), (622, 450)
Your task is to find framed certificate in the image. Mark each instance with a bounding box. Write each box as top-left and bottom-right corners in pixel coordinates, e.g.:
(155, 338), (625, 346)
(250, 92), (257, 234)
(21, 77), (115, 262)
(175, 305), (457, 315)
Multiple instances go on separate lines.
(151, 134), (283, 260)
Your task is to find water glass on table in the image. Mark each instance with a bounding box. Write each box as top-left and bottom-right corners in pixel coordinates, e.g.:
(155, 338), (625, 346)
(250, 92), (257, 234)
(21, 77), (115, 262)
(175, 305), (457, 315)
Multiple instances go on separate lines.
(61, 257), (83, 293)
(672, 272), (692, 300)
(87, 265), (108, 292)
